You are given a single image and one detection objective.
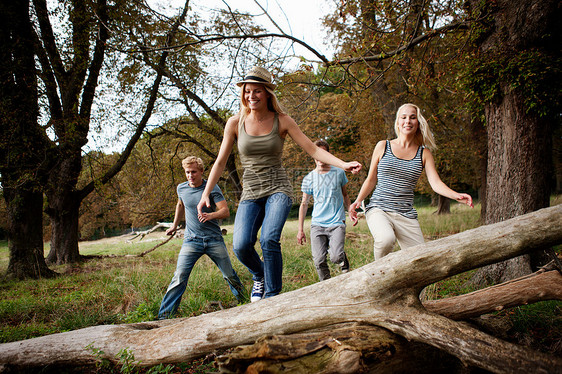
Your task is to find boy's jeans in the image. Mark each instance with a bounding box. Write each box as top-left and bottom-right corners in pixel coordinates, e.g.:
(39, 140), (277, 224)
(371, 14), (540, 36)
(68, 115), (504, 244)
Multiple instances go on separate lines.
(158, 237), (244, 319)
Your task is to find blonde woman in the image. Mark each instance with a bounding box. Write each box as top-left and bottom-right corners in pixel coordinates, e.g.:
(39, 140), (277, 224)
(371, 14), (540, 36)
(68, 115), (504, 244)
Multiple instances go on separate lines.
(198, 67), (361, 302)
(349, 103), (473, 260)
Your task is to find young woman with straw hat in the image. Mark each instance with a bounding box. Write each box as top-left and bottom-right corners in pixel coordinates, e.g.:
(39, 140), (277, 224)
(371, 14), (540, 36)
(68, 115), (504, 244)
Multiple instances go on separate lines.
(197, 66), (362, 302)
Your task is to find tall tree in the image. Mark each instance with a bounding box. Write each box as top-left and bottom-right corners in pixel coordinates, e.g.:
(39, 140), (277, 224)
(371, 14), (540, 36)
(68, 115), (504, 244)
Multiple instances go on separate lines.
(0, 0), (55, 278)
(0, 0), (190, 277)
(34, 0), (188, 265)
(464, 0), (561, 283)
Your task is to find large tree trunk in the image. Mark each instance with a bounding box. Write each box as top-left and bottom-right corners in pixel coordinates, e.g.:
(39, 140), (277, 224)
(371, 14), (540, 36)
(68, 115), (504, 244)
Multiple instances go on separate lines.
(480, 90), (551, 282)
(435, 194), (450, 215)
(219, 269), (562, 373)
(217, 322), (470, 374)
(45, 152), (84, 264)
(37, 0), (185, 265)
(468, 0), (559, 285)
(0, 0), (54, 279)
(4, 185), (55, 279)
(34, 0), (97, 265)
(1, 205), (560, 372)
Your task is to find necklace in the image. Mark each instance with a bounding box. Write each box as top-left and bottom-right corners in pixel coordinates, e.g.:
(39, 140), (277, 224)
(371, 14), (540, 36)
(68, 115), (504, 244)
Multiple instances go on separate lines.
(253, 113), (272, 124)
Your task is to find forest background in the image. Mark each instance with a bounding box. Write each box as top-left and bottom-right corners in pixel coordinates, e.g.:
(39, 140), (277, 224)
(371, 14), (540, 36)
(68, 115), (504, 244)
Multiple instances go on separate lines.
(0, 0), (560, 282)
(1, 0), (561, 371)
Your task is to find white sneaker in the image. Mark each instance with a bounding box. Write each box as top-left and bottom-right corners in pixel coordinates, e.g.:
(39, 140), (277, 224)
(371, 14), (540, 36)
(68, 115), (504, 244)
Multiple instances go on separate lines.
(251, 279), (264, 302)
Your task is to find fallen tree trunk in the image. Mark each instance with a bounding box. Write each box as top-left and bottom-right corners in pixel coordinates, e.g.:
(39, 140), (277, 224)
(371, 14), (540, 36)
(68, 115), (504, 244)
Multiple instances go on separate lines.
(0, 205), (561, 373)
(220, 270), (562, 373)
(423, 269), (562, 320)
(216, 322), (468, 374)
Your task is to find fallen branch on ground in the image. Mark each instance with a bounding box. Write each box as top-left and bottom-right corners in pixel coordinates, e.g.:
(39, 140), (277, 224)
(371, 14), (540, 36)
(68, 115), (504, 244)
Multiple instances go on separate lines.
(1, 205), (561, 373)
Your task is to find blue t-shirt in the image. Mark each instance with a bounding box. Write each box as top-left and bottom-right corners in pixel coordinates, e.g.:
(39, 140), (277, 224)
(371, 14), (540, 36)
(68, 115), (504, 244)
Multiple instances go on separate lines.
(177, 180), (225, 240)
(301, 166), (348, 227)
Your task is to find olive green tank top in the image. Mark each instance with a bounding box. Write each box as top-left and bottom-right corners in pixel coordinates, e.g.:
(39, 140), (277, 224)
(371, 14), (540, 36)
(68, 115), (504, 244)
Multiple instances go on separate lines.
(237, 113), (293, 201)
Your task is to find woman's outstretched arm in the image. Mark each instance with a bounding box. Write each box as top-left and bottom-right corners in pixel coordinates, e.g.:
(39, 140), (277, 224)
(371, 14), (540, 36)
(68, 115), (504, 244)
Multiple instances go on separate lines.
(423, 149), (473, 207)
(282, 114), (362, 174)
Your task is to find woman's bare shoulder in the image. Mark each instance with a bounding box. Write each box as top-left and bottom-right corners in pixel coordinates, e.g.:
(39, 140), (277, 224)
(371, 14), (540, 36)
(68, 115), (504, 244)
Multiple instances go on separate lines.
(227, 114), (240, 123)
(277, 113), (296, 124)
(224, 115), (241, 136)
(374, 139), (387, 151)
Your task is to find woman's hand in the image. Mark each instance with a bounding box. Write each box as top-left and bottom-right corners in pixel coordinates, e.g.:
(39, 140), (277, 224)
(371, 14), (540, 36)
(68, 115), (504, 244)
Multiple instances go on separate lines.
(349, 201), (361, 226)
(456, 193), (474, 208)
(296, 230), (306, 245)
(343, 161), (362, 174)
(197, 196), (210, 216)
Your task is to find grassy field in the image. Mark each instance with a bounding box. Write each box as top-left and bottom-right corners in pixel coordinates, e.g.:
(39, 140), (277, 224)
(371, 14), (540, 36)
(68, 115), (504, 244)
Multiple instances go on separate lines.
(0, 200), (560, 372)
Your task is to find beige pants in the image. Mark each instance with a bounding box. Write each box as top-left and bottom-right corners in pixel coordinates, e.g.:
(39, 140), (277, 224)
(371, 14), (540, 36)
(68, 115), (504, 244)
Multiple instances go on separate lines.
(365, 208), (424, 260)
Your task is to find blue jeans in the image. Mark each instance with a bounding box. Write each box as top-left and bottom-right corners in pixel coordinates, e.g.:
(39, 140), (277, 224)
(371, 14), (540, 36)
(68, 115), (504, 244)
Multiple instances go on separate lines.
(233, 192), (292, 298)
(158, 237), (245, 319)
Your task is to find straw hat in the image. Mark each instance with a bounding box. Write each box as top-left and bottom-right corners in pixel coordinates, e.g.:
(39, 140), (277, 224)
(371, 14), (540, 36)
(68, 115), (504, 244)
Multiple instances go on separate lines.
(236, 66), (276, 90)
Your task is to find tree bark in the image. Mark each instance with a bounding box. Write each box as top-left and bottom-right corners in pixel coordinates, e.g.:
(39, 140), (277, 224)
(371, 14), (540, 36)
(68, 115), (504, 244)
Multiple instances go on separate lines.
(436, 195), (450, 215)
(423, 269), (562, 320)
(4, 186), (55, 279)
(46, 154), (83, 264)
(468, 0), (559, 285)
(1, 205), (560, 372)
(216, 323), (468, 374)
(218, 269), (562, 373)
(0, 0), (55, 279)
(479, 89), (550, 282)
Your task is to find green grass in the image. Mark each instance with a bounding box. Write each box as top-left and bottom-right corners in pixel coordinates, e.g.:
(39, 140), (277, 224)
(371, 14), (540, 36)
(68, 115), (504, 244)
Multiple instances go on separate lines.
(0, 199), (560, 371)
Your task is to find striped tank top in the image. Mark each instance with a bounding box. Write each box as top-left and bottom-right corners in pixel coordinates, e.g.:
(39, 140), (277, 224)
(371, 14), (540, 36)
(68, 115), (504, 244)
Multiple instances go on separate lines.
(365, 140), (424, 219)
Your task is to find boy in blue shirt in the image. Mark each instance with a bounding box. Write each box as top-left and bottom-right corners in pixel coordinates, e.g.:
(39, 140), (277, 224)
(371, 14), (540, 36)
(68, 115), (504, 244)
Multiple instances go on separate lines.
(297, 140), (355, 281)
(158, 156), (245, 319)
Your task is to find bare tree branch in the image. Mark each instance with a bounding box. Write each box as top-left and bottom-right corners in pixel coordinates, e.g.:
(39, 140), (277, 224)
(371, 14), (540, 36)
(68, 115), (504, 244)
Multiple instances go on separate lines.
(78, 0), (191, 200)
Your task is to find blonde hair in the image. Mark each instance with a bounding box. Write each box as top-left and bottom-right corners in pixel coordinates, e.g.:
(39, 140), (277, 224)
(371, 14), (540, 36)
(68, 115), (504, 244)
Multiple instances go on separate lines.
(238, 83), (286, 124)
(182, 156), (204, 171)
(394, 103), (437, 150)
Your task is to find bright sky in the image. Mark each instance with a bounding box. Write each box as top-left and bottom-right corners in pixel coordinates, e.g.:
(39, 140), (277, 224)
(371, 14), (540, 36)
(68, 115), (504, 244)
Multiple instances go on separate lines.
(88, 0), (335, 153)
(171, 0), (334, 61)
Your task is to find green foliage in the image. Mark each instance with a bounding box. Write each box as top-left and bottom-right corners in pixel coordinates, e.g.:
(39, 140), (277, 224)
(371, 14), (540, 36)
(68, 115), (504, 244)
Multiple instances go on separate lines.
(508, 301), (562, 334)
(117, 348), (138, 374)
(467, 0), (499, 45)
(86, 343), (179, 373)
(118, 302), (157, 323)
(511, 300), (562, 335)
(145, 363), (175, 374)
(461, 49), (562, 120)
(86, 343), (112, 372)
(496, 301), (562, 353)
